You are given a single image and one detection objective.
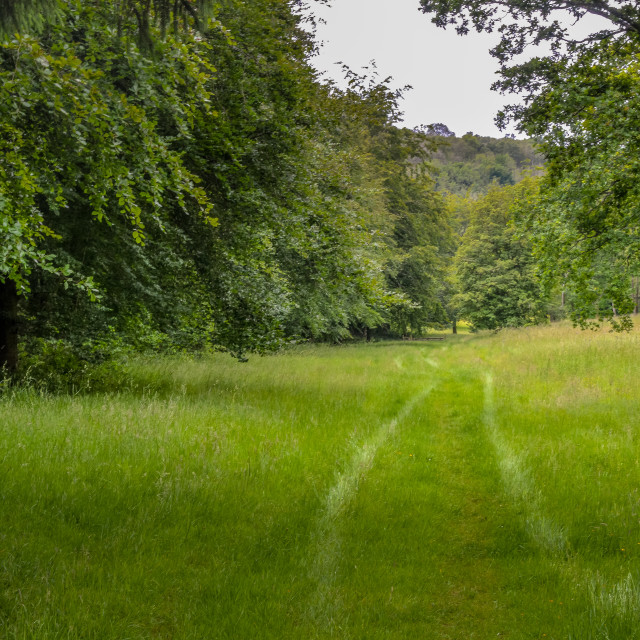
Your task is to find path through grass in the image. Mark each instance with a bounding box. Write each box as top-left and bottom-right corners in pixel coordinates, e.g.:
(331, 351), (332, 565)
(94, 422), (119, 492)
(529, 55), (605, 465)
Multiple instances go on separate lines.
(2, 325), (640, 638)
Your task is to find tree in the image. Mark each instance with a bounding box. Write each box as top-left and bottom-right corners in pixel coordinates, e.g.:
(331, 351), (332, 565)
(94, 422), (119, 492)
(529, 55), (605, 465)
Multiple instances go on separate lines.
(0, 0), (59, 36)
(283, 67), (454, 341)
(428, 133), (543, 196)
(453, 180), (548, 330)
(382, 133), (453, 336)
(0, 4), (216, 372)
(426, 122), (455, 137)
(0, 0), (215, 38)
(1, 0), (458, 377)
(419, 1), (640, 56)
(328, 71), (454, 337)
(419, 0), (640, 327)
(180, 4), (395, 351)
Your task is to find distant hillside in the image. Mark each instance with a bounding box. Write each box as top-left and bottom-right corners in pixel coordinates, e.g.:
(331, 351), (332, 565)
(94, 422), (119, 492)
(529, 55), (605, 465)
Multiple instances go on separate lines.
(422, 126), (545, 196)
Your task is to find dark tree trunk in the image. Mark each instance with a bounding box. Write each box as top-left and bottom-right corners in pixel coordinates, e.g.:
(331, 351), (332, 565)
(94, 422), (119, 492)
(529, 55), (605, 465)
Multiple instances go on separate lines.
(0, 279), (18, 374)
(452, 317), (457, 335)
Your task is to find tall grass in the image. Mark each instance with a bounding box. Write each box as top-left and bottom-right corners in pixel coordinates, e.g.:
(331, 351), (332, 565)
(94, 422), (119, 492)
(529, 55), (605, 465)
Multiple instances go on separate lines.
(2, 324), (640, 638)
(0, 344), (432, 638)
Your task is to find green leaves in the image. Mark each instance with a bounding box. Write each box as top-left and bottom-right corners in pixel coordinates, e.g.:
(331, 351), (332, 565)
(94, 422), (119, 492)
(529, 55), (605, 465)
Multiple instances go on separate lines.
(420, 1), (640, 63)
(454, 181), (549, 330)
(0, 0), (454, 365)
(509, 48), (640, 326)
(420, 0), (640, 329)
(0, 3), (216, 284)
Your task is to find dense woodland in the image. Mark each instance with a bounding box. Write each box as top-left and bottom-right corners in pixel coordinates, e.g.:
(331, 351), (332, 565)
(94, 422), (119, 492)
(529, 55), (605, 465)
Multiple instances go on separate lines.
(1, 0), (640, 380)
(426, 125), (544, 196)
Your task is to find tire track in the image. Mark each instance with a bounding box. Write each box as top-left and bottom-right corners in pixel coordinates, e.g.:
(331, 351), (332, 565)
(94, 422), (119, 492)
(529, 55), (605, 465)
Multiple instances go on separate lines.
(306, 382), (435, 631)
(483, 372), (568, 555)
(483, 372), (640, 632)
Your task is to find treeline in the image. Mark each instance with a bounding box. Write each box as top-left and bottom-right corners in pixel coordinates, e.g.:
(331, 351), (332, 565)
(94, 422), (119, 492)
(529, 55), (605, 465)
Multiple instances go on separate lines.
(4, 0), (639, 381)
(421, 0), (640, 335)
(423, 126), (550, 332)
(447, 179), (552, 331)
(0, 0), (453, 376)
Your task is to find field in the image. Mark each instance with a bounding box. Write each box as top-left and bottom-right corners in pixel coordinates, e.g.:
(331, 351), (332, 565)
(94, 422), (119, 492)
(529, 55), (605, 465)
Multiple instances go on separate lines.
(2, 323), (640, 639)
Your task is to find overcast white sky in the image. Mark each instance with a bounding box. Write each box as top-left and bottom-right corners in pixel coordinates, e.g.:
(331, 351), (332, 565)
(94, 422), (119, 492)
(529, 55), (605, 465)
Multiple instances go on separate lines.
(308, 0), (608, 138)
(308, 0), (514, 137)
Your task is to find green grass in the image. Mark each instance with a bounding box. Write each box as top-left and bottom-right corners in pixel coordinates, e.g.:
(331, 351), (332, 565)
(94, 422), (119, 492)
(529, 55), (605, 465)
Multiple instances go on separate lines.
(2, 324), (640, 638)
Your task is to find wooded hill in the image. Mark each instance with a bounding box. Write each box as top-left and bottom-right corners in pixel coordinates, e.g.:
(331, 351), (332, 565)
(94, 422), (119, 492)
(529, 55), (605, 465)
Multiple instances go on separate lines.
(424, 127), (545, 196)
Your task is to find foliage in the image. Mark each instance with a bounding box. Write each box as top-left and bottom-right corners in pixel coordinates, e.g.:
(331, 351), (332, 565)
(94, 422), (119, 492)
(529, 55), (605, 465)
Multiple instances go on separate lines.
(0, 0), (60, 37)
(187, 7), (399, 349)
(512, 45), (640, 328)
(453, 180), (549, 330)
(383, 142), (453, 334)
(15, 336), (129, 392)
(419, 1), (640, 62)
(419, 0), (640, 327)
(0, 2), (214, 293)
(312, 70), (456, 337)
(0, 0), (235, 372)
(426, 122), (455, 137)
(0, 0), (219, 40)
(427, 131), (544, 196)
(1, 0), (457, 373)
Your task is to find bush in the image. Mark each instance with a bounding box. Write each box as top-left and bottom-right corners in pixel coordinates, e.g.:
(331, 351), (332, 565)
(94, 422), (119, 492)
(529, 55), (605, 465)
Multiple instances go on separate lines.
(15, 337), (129, 393)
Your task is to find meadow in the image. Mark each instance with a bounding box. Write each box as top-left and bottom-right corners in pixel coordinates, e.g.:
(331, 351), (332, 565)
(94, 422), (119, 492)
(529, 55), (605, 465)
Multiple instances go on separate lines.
(2, 323), (640, 639)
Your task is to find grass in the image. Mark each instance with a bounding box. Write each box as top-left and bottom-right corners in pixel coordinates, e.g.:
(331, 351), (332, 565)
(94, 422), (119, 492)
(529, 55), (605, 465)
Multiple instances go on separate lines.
(2, 323), (640, 638)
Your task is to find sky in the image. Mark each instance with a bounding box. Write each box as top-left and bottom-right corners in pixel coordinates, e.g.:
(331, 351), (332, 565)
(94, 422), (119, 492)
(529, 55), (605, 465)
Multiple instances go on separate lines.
(308, 1), (610, 137)
(308, 0), (514, 137)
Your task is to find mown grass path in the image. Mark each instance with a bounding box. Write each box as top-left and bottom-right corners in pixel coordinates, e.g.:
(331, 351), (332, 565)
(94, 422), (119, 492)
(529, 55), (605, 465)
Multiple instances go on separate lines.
(3, 325), (640, 638)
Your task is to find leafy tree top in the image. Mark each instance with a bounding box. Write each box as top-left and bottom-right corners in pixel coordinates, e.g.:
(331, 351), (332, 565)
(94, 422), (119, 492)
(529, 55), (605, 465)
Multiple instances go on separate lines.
(419, 1), (640, 61)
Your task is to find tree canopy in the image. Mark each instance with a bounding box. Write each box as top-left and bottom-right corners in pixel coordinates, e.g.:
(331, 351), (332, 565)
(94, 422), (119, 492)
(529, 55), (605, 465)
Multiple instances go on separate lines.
(419, 1), (640, 56)
(427, 132), (543, 196)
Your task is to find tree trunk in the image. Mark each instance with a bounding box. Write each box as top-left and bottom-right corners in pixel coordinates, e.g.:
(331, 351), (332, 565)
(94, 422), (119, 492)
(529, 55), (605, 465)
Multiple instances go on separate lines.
(0, 279), (18, 374)
(452, 317), (457, 334)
